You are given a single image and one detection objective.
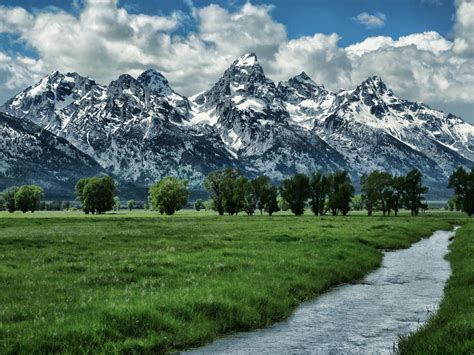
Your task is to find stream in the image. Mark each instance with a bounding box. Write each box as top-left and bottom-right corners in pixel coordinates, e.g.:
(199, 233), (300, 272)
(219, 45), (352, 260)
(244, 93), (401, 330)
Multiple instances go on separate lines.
(188, 228), (457, 354)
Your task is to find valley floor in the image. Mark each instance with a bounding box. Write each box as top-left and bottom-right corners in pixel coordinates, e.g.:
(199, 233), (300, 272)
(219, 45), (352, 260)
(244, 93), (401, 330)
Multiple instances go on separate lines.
(0, 210), (471, 353)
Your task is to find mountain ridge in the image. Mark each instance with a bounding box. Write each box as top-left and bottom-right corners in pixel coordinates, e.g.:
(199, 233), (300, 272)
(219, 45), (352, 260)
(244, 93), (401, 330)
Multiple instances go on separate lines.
(1, 53), (473, 198)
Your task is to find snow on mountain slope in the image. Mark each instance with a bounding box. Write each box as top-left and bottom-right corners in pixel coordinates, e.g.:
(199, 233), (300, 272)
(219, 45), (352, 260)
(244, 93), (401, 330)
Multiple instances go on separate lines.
(1, 52), (473, 197)
(190, 53), (348, 177)
(0, 112), (104, 197)
(279, 73), (473, 182)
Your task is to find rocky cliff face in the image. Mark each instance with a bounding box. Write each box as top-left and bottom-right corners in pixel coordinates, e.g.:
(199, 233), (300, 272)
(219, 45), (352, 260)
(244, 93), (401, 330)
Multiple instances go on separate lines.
(1, 53), (473, 198)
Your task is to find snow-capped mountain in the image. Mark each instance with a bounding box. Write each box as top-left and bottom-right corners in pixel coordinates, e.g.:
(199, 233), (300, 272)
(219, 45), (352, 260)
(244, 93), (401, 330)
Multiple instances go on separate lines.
(1, 53), (473, 198)
(279, 74), (473, 187)
(190, 53), (347, 179)
(2, 70), (239, 188)
(0, 112), (104, 198)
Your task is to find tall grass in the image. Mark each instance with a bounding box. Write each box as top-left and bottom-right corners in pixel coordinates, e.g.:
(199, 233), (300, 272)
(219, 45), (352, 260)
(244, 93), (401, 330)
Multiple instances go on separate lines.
(0, 211), (466, 353)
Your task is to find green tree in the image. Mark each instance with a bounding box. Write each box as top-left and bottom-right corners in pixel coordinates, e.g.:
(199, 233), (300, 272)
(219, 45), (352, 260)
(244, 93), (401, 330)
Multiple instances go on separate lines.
(75, 176), (117, 214)
(239, 177), (256, 216)
(113, 197), (121, 211)
(14, 185), (43, 213)
(221, 169), (243, 215)
(351, 194), (364, 211)
(127, 200), (135, 211)
(2, 186), (18, 213)
(361, 171), (393, 216)
(264, 185), (280, 216)
(61, 200), (70, 211)
(327, 171), (354, 216)
(0, 193), (5, 211)
(448, 166), (474, 216)
(309, 172), (332, 216)
(194, 199), (205, 211)
(389, 175), (405, 216)
(402, 169), (428, 217)
(204, 169), (227, 215)
(149, 176), (189, 215)
(251, 175), (280, 216)
(280, 173), (311, 215)
(204, 199), (214, 211)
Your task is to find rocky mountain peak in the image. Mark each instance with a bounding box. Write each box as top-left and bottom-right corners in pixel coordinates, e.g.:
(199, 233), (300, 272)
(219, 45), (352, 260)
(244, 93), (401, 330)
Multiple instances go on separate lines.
(137, 69), (173, 96)
(357, 75), (392, 96)
(107, 74), (144, 99)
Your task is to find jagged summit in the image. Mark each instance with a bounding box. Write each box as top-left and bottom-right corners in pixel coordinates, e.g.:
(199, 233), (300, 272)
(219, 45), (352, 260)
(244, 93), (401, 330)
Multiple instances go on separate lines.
(137, 69), (173, 95)
(356, 75), (392, 95)
(0, 52), (472, 198)
(292, 72), (317, 85)
(233, 52), (258, 67)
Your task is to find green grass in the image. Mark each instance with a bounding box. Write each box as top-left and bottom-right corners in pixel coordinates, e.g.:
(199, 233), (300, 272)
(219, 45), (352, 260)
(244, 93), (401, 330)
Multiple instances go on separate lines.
(398, 221), (474, 354)
(0, 210), (469, 353)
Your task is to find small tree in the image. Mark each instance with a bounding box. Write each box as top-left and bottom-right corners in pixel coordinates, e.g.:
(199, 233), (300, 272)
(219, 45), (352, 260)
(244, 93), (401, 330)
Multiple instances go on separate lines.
(265, 185), (280, 216)
(61, 200), (70, 211)
(2, 186), (18, 213)
(280, 173), (311, 215)
(221, 169), (243, 215)
(351, 194), (364, 211)
(310, 172), (332, 216)
(239, 177), (256, 216)
(252, 175), (279, 216)
(75, 176), (117, 214)
(204, 169), (227, 215)
(113, 197), (121, 211)
(149, 176), (189, 215)
(448, 166), (474, 216)
(14, 185), (43, 213)
(194, 199), (205, 211)
(327, 171), (354, 216)
(402, 169), (428, 217)
(127, 200), (135, 211)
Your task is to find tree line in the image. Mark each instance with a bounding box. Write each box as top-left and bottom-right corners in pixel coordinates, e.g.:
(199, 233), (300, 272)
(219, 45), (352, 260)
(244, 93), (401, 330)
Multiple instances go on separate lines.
(1, 166), (472, 217)
(0, 185), (43, 213)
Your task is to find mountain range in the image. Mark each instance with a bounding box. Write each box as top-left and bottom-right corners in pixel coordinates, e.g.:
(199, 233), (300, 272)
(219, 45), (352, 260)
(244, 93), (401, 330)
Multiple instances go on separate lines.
(1, 53), (473, 199)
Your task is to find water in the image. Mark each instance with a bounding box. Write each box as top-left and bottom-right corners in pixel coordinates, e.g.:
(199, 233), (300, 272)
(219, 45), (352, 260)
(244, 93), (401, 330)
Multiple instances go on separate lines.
(188, 228), (457, 354)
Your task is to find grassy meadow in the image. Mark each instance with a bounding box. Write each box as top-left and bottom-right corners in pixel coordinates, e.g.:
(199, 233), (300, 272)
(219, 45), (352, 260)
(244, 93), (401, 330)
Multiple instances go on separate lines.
(0, 210), (471, 353)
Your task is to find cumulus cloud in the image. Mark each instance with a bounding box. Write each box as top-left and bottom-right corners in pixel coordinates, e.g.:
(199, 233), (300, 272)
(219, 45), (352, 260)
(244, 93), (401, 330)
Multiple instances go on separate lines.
(353, 12), (387, 29)
(453, 0), (474, 57)
(269, 33), (352, 87)
(0, 0), (472, 121)
(346, 31), (453, 56)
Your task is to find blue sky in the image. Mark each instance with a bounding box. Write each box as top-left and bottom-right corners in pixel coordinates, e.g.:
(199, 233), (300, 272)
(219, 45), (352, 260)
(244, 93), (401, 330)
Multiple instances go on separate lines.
(0, 0), (472, 121)
(1, 0), (457, 46)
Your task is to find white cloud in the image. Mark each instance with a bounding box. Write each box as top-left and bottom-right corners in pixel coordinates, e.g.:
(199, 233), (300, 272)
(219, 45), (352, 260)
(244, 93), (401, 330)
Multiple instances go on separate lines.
(0, 1), (472, 122)
(269, 33), (352, 87)
(353, 12), (387, 29)
(453, 0), (474, 57)
(346, 31), (453, 56)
